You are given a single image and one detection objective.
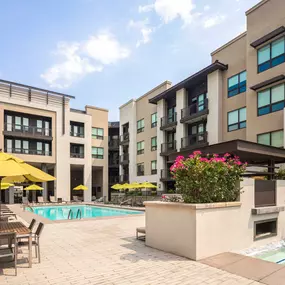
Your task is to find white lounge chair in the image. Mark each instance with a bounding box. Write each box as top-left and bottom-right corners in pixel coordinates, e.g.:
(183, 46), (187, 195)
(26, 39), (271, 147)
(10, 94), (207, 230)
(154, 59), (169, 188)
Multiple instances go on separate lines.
(50, 196), (57, 203)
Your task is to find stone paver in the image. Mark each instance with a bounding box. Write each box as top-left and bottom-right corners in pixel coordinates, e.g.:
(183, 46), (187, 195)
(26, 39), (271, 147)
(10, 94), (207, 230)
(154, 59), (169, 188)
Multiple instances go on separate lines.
(0, 214), (262, 284)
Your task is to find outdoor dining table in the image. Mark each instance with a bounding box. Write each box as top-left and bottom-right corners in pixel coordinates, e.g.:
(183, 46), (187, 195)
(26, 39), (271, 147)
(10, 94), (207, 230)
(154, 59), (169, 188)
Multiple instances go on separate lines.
(0, 221), (32, 268)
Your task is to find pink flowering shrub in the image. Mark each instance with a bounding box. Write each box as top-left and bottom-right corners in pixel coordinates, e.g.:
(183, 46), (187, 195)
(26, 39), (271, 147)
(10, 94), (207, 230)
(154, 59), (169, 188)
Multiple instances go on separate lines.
(170, 151), (247, 203)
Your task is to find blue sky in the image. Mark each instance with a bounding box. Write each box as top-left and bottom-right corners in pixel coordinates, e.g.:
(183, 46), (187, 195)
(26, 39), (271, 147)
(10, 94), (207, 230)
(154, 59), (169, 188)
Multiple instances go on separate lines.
(0, 0), (260, 120)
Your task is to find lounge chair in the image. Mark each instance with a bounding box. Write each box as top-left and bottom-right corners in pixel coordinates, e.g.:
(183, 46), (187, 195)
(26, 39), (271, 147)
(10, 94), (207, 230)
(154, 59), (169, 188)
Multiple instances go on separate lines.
(0, 213), (17, 220)
(136, 227), (146, 241)
(96, 197), (103, 203)
(37, 196), (44, 204)
(18, 222), (44, 263)
(73, 196), (81, 203)
(0, 232), (18, 275)
(50, 196), (57, 203)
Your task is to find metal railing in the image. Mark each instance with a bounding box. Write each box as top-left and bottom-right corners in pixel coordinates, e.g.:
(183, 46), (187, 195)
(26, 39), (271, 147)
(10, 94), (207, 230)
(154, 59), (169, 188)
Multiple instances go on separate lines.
(120, 154), (129, 164)
(5, 148), (52, 156)
(109, 139), (119, 148)
(137, 170), (144, 176)
(70, 153), (84, 158)
(109, 176), (120, 184)
(181, 99), (208, 120)
(70, 131), (84, 138)
(161, 169), (173, 181)
(161, 141), (176, 153)
(120, 174), (129, 183)
(109, 159), (119, 166)
(68, 209), (73, 220)
(120, 133), (129, 144)
(4, 123), (51, 137)
(76, 209), (82, 219)
(181, 132), (208, 149)
(160, 113), (177, 128)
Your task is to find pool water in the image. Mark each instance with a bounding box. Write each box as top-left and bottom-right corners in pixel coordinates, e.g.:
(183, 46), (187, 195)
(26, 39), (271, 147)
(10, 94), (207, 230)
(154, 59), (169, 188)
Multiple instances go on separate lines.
(28, 205), (142, 221)
(256, 247), (285, 264)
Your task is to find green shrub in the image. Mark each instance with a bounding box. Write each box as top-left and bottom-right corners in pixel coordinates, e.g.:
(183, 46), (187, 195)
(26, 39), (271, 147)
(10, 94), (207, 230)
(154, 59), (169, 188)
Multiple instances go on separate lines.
(170, 151), (246, 203)
(276, 167), (285, 180)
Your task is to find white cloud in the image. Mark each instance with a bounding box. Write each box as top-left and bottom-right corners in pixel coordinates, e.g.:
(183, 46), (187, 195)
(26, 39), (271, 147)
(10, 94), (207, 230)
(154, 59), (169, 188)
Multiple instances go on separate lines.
(129, 19), (154, 47)
(203, 15), (226, 28)
(41, 32), (130, 88)
(204, 5), (210, 11)
(139, 0), (196, 26)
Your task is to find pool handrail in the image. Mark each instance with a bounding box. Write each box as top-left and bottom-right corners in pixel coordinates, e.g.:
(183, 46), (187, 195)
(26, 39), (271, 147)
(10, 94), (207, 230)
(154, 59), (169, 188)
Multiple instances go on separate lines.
(67, 209), (73, 220)
(76, 209), (82, 219)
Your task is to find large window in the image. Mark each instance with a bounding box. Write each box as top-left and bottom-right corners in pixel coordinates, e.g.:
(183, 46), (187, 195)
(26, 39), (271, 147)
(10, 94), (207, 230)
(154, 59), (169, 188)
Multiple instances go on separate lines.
(151, 136), (157, 151)
(257, 130), (283, 148)
(258, 37), (285, 73)
(258, 83), (285, 116)
(137, 141), (144, 155)
(151, 113), (157, 128)
(228, 71), (247, 97)
(137, 163), (144, 176)
(70, 122), (84, 137)
(92, 147), (104, 159)
(228, 107), (246, 132)
(137, 119), (144, 133)
(151, 160), (157, 175)
(92, 127), (104, 140)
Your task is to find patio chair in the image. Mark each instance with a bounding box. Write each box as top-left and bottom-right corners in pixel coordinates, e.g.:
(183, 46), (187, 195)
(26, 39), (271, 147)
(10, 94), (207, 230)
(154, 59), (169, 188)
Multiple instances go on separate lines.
(73, 196), (81, 203)
(96, 197), (103, 203)
(49, 196), (57, 203)
(0, 213), (17, 220)
(136, 227), (146, 241)
(0, 232), (18, 276)
(37, 197), (44, 204)
(22, 197), (29, 206)
(18, 222), (44, 263)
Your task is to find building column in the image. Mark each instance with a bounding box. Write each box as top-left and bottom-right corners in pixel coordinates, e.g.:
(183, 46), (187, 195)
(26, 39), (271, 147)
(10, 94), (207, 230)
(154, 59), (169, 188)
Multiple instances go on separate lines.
(41, 164), (48, 202)
(55, 164), (70, 201)
(157, 99), (166, 193)
(84, 164), (92, 202)
(8, 186), (14, 204)
(207, 70), (223, 145)
(128, 102), (136, 183)
(176, 88), (187, 150)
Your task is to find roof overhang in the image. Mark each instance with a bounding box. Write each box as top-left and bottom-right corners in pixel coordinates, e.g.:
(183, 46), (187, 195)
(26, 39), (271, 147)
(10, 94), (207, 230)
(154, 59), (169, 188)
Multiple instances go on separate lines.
(250, 26), (285, 48)
(170, 140), (285, 164)
(250, 74), (285, 91)
(149, 61), (228, 104)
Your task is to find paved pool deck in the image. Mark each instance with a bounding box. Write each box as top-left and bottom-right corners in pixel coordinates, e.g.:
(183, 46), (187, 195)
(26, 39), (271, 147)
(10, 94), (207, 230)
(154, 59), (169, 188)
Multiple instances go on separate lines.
(0, 204), (265, 285)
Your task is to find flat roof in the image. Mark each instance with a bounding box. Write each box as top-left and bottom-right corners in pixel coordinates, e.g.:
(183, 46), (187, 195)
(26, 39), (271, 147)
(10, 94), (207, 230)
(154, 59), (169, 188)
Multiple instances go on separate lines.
(149, 61), (228, 104)
(0, 79), (75, 99)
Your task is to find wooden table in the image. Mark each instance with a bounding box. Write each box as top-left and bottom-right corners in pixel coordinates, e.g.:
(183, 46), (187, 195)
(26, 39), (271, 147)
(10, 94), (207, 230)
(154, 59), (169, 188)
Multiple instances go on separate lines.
(0, 221), (32, 268)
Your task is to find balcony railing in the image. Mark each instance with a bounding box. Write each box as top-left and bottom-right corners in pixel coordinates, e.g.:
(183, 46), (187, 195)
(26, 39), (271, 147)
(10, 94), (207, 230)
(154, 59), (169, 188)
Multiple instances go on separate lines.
(4, 123), (52, 137)
(160, 169), (173, 181)
(70, 131), (84, 138)
(137, 170), (144, 176)
(70, 153), (84, 158)
(181, 132), (208, 149)
(109, 139), (119, 149)
(161, 141), (177, 155)
(109, 176), (120, 184)
(151, 169), (157, 175)
(109, 159), (119, 167)
(5, 148), (52, 156)
(160, 113), (177, 129)
(181, 99), (208, 122)
(120, 133), (129, 145)
(120, 174), (129, 183)
(119, 154), (129, 164)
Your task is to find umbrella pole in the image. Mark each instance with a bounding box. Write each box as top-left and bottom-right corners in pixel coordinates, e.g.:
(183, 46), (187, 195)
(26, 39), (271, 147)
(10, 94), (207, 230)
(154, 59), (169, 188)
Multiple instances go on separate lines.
(0, 177), (2, 221)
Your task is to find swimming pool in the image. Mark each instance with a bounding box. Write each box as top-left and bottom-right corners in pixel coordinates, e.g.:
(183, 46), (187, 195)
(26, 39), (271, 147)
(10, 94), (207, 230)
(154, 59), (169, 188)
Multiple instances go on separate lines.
(28, 205), (142, 221)
(256, 247), (285, 264)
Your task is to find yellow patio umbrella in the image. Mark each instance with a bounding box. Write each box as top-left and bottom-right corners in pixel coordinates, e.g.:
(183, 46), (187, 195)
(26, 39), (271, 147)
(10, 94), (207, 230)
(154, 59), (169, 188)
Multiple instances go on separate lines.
(115, 183), (131, 190)
(73, 184), (88, 190)
(129, 182), (143, 189)
(24, 184), (44, 191)
(111, 184), (121, 190)
(140, 182), (158, 189)
(0, 183), (14, 190)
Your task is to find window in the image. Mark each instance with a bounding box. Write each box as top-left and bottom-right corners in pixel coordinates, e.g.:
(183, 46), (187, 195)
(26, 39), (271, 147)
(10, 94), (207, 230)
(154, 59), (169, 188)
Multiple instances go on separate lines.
(151, 113), (157, 128)
(228, 107), (246, 132)
(6, 115), (12, 131)
(137, 119), (144, 133)
(167, 107), (176, 123)
(92, 147), (104, 159)
(92, 127), (104, 139)
(151, 137), (157, 151)
(257, 130), (283, 148)
(15, 117), (21, 130)
(137, 163), (144, 176)
(45, 143), (50, 156)
(137, 141), (144, 155)
(228, 71), (247, 97)
(37, 142), (43, 155)
(36, 120), (43, 133)
(151, 160), (157, 175)
(23, 118), (29, 132)
(258, 83), (285, 116)
(70, 122), (84, 137)
(23, 141), (29, 154)
(258, 37), (285, 73)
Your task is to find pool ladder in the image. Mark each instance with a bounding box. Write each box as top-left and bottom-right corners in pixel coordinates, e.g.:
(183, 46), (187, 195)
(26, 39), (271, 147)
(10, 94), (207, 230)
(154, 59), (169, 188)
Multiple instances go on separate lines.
(67, 209), (82, 220)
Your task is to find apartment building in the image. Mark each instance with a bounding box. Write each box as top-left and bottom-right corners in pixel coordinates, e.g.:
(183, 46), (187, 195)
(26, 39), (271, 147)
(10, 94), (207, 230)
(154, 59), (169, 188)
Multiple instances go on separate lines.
(119, 81), (172, 191)
(119, 0), (285, 192)
(0, 79), (112, 202)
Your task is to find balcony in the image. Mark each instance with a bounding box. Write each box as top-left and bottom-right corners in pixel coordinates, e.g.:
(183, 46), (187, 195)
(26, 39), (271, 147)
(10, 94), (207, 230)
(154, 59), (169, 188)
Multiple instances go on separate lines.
(160, 141), (177, 156)
(4, 123), (52, 141)
(160, 113), (177, 130)
(70, 153), (84, 158)
(137, 170), (144, 176)
(181, 132), (208, 151)
(120, 174), (129, 183)
(160, 169), (173, 182)
(180, 99), (208, 124)
(119, 154), (129, 165)
(109, 158), (119, 168)
(119, 133), (129, 145)
(5, 147), (52, 156)
(109, 139), (119, 150)
(70, 131), (84, 138)
(109, 176), (120, 184)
